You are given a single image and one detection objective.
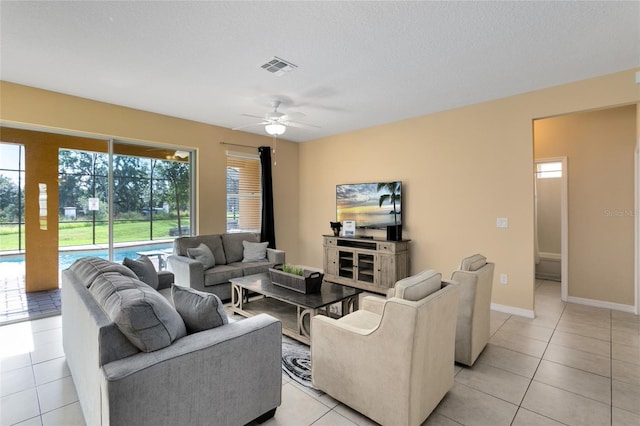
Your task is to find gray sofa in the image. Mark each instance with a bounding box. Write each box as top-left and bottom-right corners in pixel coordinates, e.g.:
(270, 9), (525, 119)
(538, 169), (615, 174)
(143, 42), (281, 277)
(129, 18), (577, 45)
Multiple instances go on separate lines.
(168, 232), (285, 300)
(62, 257), (282, 426)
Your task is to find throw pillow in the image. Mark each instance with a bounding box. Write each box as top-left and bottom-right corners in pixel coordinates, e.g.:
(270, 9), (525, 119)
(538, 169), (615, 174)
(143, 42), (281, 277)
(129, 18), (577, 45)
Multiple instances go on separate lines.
(90, 274), (186, 352)
(242, 240), (268, 263)
(186, 243), (215, 269)
(123, 255), (159, 289)
(171, 284), (229, 333)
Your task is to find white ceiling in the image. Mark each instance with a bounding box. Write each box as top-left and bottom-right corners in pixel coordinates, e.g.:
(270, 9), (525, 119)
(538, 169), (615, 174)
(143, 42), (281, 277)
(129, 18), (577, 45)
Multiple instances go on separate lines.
(1, 1), (639, 143)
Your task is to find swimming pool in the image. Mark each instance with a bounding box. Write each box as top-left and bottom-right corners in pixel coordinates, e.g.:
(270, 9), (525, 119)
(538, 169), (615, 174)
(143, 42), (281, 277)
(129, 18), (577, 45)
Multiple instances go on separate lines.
(0, 242), (173, 271)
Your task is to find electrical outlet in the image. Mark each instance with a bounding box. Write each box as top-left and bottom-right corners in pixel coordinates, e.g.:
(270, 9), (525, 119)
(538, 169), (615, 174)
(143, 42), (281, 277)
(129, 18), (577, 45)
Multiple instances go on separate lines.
(499, 274), (508, 284)
(496, 218), (509, 228)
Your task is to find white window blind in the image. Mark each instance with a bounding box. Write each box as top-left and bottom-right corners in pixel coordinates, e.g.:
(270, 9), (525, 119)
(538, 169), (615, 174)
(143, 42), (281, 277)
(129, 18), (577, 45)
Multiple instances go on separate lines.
(226, 152), (262, 233)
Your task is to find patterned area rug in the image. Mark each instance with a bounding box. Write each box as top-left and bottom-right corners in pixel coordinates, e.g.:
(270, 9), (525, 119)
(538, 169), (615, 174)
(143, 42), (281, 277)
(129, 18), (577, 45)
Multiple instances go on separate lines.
(281, 335), (324, 395)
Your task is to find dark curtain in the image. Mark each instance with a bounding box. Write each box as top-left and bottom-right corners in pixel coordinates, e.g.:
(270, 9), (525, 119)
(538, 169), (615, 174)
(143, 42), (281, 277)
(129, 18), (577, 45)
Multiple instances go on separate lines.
(258, 146), (276, 248)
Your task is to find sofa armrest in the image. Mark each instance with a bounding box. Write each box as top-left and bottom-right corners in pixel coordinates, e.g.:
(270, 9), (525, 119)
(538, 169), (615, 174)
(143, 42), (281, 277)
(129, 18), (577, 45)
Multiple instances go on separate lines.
(101, 314), (282, 426)
(156, 271), (174, 290)
(361, 295), (386, 316)
(267, 248), (285, 265)
(167, 255), (205, 291)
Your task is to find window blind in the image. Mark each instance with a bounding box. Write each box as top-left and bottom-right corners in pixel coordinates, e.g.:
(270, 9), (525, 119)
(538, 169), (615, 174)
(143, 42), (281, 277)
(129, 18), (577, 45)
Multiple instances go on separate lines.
(226, 153), (262, 233)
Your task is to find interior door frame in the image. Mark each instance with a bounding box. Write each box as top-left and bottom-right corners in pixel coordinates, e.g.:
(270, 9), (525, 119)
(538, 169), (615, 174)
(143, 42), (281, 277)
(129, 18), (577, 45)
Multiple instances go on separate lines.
(535, 157), (568, 302)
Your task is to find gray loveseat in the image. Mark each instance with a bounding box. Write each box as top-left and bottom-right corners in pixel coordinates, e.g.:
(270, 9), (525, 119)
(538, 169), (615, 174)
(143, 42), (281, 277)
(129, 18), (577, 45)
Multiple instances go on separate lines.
(62, 257), (282, 426)
(168, 232), (285, 300)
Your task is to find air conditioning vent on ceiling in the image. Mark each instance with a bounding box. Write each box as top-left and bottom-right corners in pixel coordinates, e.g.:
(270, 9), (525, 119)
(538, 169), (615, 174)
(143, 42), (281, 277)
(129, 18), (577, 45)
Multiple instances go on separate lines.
(260, 57), (297, 76)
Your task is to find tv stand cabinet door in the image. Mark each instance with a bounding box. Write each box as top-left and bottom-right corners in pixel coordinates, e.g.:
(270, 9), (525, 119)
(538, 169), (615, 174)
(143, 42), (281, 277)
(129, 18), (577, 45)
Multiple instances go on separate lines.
(377, 254), (397, 289)
(324, 247), (339, 277)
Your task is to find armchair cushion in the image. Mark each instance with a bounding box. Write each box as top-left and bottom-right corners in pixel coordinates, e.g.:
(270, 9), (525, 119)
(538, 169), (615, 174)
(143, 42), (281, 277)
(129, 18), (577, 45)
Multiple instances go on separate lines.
(460, 254), (487, 271)
(171, 284), (228, 333)
(123, 255), (159, 289)
(187, 243), (216, 269)
(242, 241), (269, 262)
(392, 269), (442, 301)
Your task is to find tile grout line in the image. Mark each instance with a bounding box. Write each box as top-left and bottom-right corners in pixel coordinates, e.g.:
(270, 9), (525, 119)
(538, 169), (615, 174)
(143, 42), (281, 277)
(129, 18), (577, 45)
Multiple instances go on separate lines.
(509, 290), (567, 426)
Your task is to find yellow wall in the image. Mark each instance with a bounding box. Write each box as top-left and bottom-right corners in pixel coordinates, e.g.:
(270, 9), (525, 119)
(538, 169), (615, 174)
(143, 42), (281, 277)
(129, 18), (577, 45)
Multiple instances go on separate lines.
(298, 69), (640, 313)
(534, 106), (636, 305)
(0, 81), (300, 290)
(2, 69), (639, 311)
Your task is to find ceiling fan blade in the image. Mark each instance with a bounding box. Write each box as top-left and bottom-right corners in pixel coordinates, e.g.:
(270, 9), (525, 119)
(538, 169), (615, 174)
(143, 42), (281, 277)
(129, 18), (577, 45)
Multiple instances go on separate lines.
(240, 113), (266, 120)
(287, 120), (321, 129)
(232, 121), (268, 131)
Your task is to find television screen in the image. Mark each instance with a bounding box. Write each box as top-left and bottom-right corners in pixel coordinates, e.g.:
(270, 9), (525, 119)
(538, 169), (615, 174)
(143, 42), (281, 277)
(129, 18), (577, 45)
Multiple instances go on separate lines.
(336, 182), (402, 229)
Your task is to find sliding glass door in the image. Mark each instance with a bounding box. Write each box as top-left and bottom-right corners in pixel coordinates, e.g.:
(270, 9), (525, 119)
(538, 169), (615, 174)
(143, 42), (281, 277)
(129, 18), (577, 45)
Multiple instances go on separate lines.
(57, 141), (193, 271)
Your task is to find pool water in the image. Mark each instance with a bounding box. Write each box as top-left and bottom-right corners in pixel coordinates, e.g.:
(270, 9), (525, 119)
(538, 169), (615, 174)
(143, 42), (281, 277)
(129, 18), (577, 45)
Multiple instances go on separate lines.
(0, 243), (173, 272)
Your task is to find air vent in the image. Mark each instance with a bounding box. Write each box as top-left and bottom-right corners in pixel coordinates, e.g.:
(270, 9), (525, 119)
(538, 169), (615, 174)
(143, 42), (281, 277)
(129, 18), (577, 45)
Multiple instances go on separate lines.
(260, 56), (297, 76)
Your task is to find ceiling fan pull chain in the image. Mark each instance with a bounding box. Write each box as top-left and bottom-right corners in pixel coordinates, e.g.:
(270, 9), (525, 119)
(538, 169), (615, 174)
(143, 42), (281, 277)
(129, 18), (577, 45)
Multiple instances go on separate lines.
(272, 135), (277, 166)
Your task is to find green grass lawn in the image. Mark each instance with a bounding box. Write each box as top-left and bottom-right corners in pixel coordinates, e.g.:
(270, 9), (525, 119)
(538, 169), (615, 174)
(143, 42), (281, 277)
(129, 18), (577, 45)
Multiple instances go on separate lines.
(0, 219), (190, 250)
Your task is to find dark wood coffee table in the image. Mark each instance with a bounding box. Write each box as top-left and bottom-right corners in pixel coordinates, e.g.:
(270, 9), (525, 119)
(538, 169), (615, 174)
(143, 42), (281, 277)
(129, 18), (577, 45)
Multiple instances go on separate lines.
(230, 272), (362, 345)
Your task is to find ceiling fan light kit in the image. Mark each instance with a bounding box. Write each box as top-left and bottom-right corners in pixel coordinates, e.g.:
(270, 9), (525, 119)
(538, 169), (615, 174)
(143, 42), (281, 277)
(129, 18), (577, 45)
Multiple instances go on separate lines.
(265, 122), (286, 136)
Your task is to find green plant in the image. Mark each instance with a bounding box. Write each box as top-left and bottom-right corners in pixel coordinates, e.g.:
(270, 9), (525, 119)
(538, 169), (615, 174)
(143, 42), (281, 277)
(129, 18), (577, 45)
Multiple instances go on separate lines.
(282, 264), (304, 276)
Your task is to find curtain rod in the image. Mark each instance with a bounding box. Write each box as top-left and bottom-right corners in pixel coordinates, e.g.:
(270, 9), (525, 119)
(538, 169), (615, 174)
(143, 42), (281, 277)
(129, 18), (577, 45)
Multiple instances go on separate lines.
(219, 141), (260, 149)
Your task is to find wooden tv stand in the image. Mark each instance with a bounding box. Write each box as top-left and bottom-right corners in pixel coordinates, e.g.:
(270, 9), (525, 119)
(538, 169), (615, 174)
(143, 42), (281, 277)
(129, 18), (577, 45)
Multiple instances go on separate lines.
(323, 235), (410, 294)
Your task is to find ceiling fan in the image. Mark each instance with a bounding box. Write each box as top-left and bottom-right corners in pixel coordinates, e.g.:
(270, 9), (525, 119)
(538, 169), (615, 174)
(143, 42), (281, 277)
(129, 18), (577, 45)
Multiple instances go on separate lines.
(232, 100), (319, 136)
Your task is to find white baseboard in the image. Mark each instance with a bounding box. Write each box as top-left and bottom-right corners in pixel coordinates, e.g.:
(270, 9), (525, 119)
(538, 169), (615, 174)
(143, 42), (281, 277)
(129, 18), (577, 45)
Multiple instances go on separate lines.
(491, 303), (535, 319)
(566, 296), (636, 313)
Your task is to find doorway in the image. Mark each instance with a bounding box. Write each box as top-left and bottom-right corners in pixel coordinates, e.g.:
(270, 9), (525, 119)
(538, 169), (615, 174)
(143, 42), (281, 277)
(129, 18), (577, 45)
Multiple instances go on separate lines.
(533, 105), (637, 312)
(534, 158), (568, 301)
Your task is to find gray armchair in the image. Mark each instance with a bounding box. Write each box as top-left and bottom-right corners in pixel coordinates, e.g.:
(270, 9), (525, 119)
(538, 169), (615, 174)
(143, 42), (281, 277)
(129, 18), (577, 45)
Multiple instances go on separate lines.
(311, 270), (459, 426)
(452, 254), (495, 366)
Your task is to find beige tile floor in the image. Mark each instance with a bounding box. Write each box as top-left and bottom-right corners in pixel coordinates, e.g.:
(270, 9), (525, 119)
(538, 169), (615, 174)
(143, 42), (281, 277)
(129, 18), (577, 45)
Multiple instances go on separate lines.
(1, 280), (639, 425)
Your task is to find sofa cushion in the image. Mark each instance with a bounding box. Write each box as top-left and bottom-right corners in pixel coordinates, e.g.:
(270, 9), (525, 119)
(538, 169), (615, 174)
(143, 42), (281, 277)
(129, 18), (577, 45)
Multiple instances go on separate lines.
(242, 241), (268, 263)
(203, 264), (244, 287)
(123, 255), (159, 289)
(222, 233), (258, 264)
(171, 284), (229, 333)
(187, 243), (216, 269)
(460, 254), (487, 272)
(393, 269), (442, 301)
(174, 234), (226, 265)
(229, 261), (273, 277)
(90, 273), (186, 352)
(69, 257), (138, 287)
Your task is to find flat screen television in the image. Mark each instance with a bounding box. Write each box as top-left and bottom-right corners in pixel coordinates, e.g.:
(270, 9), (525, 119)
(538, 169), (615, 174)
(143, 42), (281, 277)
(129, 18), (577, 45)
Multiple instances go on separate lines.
(336, 181), (402, 229)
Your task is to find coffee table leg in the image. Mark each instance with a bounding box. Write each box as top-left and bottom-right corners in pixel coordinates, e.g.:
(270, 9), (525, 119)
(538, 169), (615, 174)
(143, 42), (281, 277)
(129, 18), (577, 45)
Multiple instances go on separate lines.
(341, 295), (359, 316)
(231, 283), (243, 310)
(298, 307), (318, 339)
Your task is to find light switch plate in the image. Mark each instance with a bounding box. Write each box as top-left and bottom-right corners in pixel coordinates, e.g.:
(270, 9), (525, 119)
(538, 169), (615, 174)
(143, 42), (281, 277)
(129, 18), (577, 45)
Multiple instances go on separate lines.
(496, 218), (508, 228)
